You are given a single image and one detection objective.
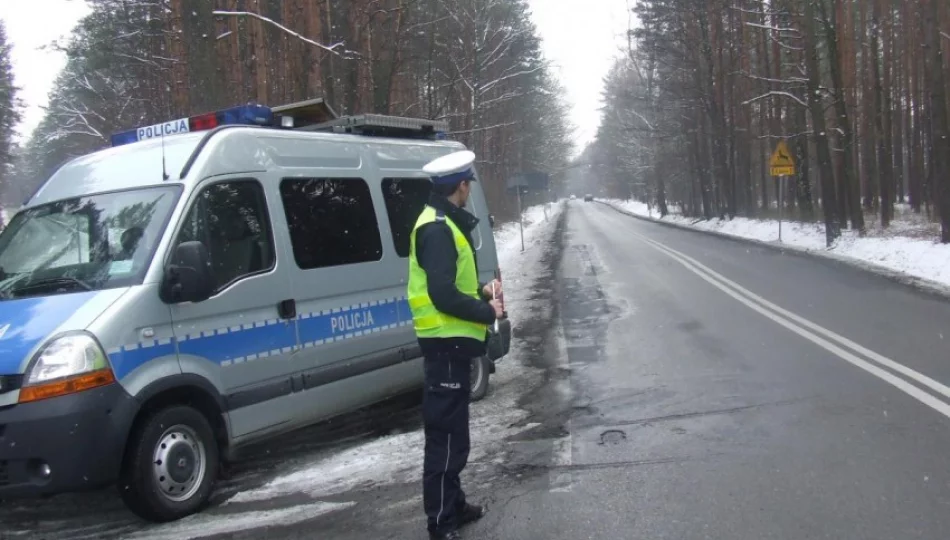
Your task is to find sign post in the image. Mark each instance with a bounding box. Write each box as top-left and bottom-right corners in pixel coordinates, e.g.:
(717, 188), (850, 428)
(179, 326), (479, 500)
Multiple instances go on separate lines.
(506, 172), (549, 253)
(769, 140), (796, 243)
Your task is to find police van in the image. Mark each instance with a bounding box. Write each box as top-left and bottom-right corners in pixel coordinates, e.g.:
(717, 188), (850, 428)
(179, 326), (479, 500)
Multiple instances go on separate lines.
(0, 100), (511, 522)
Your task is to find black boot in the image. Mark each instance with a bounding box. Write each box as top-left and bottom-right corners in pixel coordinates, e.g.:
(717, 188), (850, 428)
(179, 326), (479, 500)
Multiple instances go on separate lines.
(429, 530), (461, 540)
(459, 503), (485, 526)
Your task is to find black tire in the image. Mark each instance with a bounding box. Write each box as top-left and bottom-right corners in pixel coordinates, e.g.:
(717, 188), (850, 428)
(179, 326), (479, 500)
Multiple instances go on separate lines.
(118, 405), (219, 522)
(471, 356), (491, 402)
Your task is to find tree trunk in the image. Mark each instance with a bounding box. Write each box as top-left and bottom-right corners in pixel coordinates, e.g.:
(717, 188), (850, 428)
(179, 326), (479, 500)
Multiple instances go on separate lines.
(925, 0), (950, 241)
(803, 0), (840, 245)
(697, 115), (714, 219)
(910, 11), (925, 212)
(698, 6), (730, 219)
(870, 0), (893, 227)
(821, 0), (864, 231)
(793, 103), (813, 219)
(322, 0), (337, 109)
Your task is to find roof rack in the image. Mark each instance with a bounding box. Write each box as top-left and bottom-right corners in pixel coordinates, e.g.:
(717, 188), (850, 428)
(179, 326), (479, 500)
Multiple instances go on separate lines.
(301, 114), (449, 140)
(272, 98), (338, 128)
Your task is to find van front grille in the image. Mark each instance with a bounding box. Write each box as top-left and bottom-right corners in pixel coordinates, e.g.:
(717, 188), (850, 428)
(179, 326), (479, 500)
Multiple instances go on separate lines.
(0, 375), (22, 394)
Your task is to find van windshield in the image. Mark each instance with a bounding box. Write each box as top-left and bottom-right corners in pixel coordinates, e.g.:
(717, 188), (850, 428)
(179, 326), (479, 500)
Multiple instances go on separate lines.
(0, 186), (180, 299)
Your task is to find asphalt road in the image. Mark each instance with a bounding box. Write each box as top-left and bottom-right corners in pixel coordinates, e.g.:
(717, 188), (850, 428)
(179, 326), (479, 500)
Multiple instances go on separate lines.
(478, 201), (950, 540)
(5, 200), (950, 539)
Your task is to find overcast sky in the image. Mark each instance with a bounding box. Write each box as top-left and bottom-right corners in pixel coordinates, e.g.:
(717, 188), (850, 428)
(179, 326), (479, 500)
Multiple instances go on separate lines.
(0, 0), (91, 140)
(0, 0), (630, 153)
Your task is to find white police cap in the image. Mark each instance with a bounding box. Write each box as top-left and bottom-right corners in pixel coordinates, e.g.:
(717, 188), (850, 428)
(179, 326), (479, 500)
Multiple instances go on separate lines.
(423, 150), (477, 185)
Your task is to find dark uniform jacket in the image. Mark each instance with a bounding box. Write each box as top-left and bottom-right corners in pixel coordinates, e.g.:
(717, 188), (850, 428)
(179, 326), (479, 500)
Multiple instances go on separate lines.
(415, 194), (494, 358)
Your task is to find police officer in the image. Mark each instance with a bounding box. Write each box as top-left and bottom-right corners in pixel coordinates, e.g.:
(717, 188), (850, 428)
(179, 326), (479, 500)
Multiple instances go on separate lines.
(408, 150), (504, 540)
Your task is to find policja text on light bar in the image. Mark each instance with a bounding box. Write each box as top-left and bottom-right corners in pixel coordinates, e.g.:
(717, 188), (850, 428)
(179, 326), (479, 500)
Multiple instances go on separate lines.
(109, 104), (274, 147)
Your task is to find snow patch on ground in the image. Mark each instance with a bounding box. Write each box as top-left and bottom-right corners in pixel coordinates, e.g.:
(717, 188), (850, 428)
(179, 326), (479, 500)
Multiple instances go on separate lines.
(224, 201), (566, 506)
(124, 501), (355, 540)
(227, 428), (423, 504)
(493, 202), (559, 262)
(604, 199), (950, 288)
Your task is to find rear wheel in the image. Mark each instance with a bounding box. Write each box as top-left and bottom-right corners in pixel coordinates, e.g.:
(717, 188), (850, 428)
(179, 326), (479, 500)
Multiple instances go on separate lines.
(471, 356), (491, 401)
(118, 405), (219, 522)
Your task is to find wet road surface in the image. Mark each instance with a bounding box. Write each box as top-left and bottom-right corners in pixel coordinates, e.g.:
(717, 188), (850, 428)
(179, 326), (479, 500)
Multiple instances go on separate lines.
(6, 200), (950, 539)
(480, 201), (950, 540)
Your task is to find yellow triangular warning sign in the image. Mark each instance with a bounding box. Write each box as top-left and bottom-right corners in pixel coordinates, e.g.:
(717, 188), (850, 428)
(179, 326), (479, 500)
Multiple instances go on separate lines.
(770, 140), (795, 167)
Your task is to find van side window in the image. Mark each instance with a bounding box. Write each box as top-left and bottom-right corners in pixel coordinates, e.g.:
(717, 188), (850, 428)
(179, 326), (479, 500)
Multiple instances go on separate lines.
(279, 178), (383, 269)
(177, 180), (275, 291)
(382, 178), (431, 257)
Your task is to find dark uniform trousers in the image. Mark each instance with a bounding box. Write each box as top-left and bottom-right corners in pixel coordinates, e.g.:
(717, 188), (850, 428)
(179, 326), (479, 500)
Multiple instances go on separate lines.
(422, 345), (473, 534)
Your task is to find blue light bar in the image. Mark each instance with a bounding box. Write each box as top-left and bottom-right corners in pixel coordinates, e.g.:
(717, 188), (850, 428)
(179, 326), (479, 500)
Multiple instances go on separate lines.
(110, 130), (140, 147)
(110, 104), (274, 147)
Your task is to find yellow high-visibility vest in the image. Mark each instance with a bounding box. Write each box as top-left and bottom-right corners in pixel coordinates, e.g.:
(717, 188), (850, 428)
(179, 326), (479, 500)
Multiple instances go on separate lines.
(407, 206), (488, 340)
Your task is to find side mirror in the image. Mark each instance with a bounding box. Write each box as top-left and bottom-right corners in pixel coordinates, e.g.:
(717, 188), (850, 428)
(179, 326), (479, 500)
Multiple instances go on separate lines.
(488, 214), (496, 228)
(160, 241), (213, 304)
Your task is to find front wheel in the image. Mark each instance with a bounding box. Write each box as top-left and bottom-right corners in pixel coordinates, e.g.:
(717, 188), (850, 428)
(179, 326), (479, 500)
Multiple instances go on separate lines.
(471, 356), (491, 402)
(118, 405), (219, 522)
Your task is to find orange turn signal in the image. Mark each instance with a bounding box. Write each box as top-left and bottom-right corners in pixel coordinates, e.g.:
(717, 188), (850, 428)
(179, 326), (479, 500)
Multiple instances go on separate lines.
(18, 368), (116, 404)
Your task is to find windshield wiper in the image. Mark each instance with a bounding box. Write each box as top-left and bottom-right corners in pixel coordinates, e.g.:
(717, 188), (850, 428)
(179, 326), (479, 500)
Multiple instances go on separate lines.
(11, 276), (93, 296)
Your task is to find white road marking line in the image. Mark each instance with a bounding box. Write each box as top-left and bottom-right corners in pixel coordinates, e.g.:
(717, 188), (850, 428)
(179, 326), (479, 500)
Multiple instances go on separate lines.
(631, 231), (950, 421)
(642, 235), (950, 401)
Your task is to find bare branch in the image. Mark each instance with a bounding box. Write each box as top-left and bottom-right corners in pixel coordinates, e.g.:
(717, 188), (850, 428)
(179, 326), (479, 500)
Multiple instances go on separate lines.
(212, 11), (347, 56)
(448, 55), (475, 93)
(404, 16), (451, 32)
(741, 91), (808, 108)
(49, 103), (106, 141)
(744, 21), (801, 36)
(448, 121), (518, 135)
(773, 40), (804, 51)
(735, 71), (807, 85)
(757, 131), (812, 140)
(730, 5), (778, 16)
(478, 90), (529, 108)
(622, 108), (655, 130)
(479, 65), (545, 94)
(113, 52), (170, 69)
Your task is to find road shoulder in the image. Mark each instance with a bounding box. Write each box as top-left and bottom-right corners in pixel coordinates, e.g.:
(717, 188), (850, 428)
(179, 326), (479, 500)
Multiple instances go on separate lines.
(598, 200), (950, 301)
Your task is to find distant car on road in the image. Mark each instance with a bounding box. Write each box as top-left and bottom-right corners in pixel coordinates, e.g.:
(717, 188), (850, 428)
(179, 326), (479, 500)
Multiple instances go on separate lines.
(584, 194), (594, 202)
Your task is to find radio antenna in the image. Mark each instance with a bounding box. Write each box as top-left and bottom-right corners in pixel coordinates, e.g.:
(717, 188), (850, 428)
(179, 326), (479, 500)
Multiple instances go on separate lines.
(160, 128), (170, 181)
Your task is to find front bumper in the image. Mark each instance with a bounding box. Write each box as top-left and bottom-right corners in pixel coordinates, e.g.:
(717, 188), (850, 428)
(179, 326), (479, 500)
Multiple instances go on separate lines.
(487, 318), (512, 362)
(0, 383), (138, 497)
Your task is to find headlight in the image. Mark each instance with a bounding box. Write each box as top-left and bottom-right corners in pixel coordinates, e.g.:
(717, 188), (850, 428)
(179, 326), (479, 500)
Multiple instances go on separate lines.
(25, 334), (108, 384)
(20, 333), (115, 403)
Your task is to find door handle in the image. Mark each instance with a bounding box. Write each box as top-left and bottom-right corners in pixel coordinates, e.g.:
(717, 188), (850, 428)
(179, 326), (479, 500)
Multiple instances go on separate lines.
(277, 299), (296, 320)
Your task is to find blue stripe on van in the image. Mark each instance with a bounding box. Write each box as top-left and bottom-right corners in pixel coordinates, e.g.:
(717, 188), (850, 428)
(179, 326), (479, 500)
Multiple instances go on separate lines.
(110, 340), (178, 380)
(108, 297), (413, 380)
(297, 298), (402, 347)
(178, 320), (297, 365)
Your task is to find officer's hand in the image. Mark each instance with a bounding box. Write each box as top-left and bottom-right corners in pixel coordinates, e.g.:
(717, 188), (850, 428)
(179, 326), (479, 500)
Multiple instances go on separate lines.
(482, 279), (502, 300)
(489, 299), (504, 319)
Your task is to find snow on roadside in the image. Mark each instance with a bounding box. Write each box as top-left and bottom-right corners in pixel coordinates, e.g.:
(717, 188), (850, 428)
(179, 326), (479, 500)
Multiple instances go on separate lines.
(493, 202), (560, 262)
(604, 198), (950, 288)
(220, 201), (565, 507)
(124, 502), (355, 540)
